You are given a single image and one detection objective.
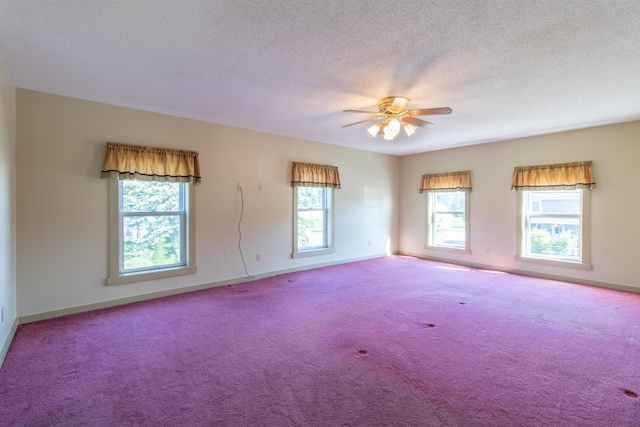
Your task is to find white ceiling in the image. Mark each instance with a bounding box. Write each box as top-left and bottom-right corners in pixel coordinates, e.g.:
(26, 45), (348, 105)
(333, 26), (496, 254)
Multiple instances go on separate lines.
(1, 1), (639, 156)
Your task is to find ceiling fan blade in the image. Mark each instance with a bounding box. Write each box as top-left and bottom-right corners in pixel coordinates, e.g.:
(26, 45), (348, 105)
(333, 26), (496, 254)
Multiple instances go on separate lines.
(389, 97), (410, 113)
(343, 109), (384, 115)
(342, 117), (382, 128)
(405, 107), (452, 116)
(402, 116), (434, 129)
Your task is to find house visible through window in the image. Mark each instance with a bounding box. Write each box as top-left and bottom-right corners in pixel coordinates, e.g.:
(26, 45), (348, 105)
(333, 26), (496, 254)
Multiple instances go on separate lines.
(426, 190), (470, 252)
(522, 190), (582, 261)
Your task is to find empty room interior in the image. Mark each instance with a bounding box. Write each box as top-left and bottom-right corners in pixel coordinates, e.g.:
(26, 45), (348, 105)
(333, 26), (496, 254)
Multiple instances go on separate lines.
(1, 1), (640, 426)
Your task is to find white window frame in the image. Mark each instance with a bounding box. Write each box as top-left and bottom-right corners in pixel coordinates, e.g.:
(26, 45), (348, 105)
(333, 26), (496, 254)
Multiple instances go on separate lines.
(516, 189), (591, 270)
(107, 180), (197, 285)
(425, 190), (471, 254)
(292, 186), (335, 258)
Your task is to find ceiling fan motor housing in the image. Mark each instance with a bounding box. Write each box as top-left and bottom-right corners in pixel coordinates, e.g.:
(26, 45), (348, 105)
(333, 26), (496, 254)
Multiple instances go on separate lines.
(378, 96), (410, 114)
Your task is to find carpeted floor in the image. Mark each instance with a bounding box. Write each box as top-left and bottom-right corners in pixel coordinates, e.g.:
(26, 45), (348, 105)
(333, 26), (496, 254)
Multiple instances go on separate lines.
(1, 255), (639, 426)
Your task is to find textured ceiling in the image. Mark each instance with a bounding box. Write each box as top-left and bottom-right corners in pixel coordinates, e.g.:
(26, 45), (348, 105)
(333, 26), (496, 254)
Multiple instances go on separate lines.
(1, 1), (639, 156)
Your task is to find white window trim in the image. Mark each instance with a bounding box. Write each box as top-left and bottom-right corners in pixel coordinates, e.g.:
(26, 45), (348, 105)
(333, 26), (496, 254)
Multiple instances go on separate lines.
(515, 189), (592, 271)
(292, 186), (335, 258)
(107, 180), (197, 285)
(425, 190), (471, 254)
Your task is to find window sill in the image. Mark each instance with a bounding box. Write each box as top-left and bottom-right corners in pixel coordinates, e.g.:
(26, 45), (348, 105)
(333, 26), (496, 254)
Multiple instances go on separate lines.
(107, 265), (197, 286)
(424, 245), (471, 255)
(292, 247), (335, 259)
(515, 255), (592, 271)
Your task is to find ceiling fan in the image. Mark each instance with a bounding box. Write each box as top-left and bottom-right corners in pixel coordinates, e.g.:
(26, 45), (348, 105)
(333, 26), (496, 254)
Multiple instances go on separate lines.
(342, 96), (452, 140)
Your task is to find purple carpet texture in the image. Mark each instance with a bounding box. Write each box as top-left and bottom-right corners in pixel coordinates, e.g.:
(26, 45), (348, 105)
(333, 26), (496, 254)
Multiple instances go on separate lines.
(1, 256), (639, 426)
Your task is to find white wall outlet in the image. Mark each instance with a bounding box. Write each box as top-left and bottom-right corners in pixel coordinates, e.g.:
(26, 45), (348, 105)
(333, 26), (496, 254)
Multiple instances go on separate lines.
(237, 182), (242, 190)
(256, 254), (261, 262)
(258, 182), (263, 191)
(1, 307), (4, 323)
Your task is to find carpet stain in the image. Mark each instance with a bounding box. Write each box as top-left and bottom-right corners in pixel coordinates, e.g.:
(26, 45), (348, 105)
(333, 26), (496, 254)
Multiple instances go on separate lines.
(424, 323), (436, 328)
(357, 350), (368, 355)
(621, 389), (638, 398)
(459, 302), (466, 305)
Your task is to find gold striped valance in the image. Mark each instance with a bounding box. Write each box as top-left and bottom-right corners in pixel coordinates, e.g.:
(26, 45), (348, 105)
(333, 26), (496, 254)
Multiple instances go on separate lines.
(511, 161), (595, 191)
(101, 142), (201, 184)
(291, 162), (341, 189)
(419, 170), (472, 193)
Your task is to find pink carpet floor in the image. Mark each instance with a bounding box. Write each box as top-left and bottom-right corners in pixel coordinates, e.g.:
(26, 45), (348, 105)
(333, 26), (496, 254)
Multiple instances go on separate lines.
(1, 255), (639, 426)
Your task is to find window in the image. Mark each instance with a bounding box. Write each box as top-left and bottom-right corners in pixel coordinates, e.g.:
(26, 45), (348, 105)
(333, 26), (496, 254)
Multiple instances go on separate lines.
(108, 180), (196, 285)
(426, 190), (470, 253)
(101, 142), (200, 284)
(517, 189), (591, 269)
(293, 186), (334, 257)
(290, 161), (340, 258)
(420, 170), (472, 254)
(108, 180), (196, 284)
(512, 161), (594, 270)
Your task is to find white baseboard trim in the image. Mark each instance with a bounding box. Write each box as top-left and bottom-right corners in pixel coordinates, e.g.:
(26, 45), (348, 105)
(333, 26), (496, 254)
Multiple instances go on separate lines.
(0, 317), (19, 371)
(19, 253), (390, 325)
(400, 251), (640, 295)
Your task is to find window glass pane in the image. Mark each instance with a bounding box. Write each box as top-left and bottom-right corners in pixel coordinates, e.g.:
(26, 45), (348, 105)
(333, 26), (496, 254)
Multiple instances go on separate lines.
(525, 190), (581, 261)
(434, 192), (465, 212)
(297, 187), (324, 210)
(122, 181), (180, 212)
(123, 215), (182, 270)
(297, 210), (326, 249)
(527, 191), (580, 214)
(433, 212), (466, 248)
(430, 191), (466, 249)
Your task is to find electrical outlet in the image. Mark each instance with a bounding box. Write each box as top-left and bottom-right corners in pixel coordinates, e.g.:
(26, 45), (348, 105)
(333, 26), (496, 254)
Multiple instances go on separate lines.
(258, 182), (263, 191)
(237, 182), (242, 190)
(256, 254), (261, 262)
(1, 307), (4, 323)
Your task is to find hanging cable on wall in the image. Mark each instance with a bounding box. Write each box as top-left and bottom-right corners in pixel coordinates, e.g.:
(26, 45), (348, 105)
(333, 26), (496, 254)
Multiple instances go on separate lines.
(237, 185), (254, 280)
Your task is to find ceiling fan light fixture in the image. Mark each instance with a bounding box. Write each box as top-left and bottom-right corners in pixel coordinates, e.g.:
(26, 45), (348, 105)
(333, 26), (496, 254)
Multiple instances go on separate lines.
(387, 118), (401, 131)
(383, 124), (399, 139)
(342, 96), (452, 142)
(403, 123), (417, 137)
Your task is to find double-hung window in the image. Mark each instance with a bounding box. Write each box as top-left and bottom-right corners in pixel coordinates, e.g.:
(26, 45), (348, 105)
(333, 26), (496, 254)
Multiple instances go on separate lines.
(426, 190), (470, 252)
(294, 186), (334, 256)
(420, 171), (472, 254)
(291, 162), (340, 258)
(513, 161), (594, 270)
(102, 142), (200, 284)
(119, 180), (192, 270)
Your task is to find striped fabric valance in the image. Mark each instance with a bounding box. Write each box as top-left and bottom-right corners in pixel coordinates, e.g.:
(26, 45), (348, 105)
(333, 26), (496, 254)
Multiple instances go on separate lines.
(291, 162), (341, 189)
(511, 161), (595, 191)
(101, 142), (201, 184)
(419, 170), (472, 193)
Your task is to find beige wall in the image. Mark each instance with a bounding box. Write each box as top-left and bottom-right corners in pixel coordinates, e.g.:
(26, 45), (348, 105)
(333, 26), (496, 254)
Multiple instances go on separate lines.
(399, 120), (640, 291)
(16, 89), (400, 317)
(13, 87), (640, 320)
(0, 56), (17, 359)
